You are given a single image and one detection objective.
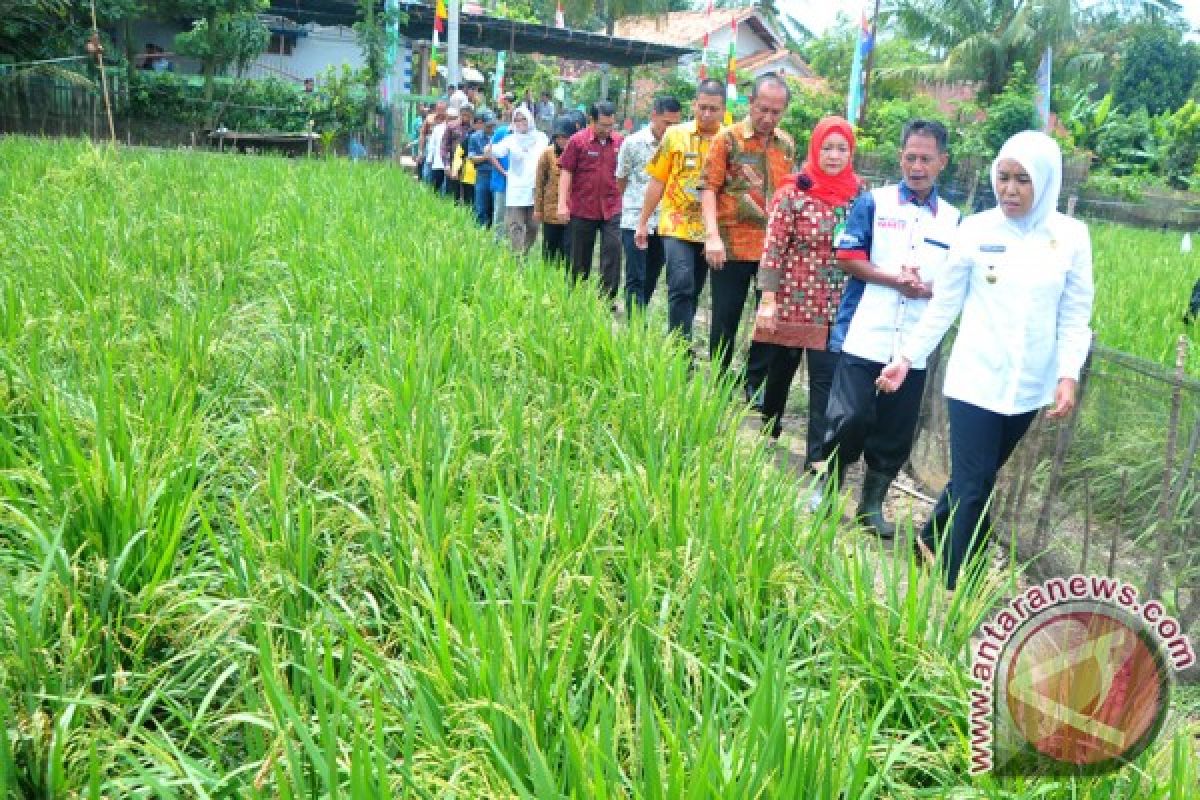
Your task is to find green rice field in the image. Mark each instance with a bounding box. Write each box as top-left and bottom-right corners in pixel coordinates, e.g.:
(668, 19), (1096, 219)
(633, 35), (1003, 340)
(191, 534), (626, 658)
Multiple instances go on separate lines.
(0, 137), (1196, 797)
(1091, 225), (1199, 375)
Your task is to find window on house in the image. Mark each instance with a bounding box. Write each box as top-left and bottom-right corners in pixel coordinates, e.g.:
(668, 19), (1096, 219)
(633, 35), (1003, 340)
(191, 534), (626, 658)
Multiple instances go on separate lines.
(267, 33), (295, 56)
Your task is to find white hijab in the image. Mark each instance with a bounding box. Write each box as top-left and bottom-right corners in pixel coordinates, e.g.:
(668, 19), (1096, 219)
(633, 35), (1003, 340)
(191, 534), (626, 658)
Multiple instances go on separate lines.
(508, 106), (538, 149)
(990, 130), (1062, 234)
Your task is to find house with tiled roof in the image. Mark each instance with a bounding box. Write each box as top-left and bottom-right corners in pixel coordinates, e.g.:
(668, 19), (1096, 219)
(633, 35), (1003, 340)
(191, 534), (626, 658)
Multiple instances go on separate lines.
(613, 7), (819, 87)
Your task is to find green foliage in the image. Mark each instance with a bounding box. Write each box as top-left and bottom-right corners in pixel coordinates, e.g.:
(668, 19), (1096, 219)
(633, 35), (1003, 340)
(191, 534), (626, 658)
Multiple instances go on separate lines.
(172, 11), (267, 77)
(1163, 99), (1200, 189)
(1112, 22), (1199, 116)
(1058, 85), (1113, 153)
(1096, 108), (1160, 175)
(858, 94), (949, 161)
(125, 67), (368, 134)
(979, 63), (1039, 158)
(778, 80), (842, 153)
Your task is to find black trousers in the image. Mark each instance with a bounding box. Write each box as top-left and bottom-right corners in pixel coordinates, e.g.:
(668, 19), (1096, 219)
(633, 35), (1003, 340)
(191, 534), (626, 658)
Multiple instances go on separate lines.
(542, 222), (569, 264)
(709, 260), (759, 374)
(760, 346), (839, 467)
(569, 216), (622, 300)
(923, 399), (1037, 590)
(817, 352), (926, 479)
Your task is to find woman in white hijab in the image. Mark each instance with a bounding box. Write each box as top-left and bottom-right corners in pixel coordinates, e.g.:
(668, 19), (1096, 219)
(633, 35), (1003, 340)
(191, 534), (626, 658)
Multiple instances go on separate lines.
(486, 106), (549, 254)
(876, 130), (1095, 591)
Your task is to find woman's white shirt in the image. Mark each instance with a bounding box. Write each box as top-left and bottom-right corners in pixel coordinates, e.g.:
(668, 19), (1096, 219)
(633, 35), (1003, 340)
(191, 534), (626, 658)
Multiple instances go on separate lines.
(900, 208), (1094, 415)
(490, 131), (549, 207)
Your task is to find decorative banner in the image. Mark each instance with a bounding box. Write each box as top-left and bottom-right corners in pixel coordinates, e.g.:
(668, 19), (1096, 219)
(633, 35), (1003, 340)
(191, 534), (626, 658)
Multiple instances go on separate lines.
(555, 0), (565, 28)
(699, 0), (712, 80)
(494, 50), (506, 102)
(1036, 47), (1052, 132)
(724, 16), (737, 124)
(846, 7), (873, 124)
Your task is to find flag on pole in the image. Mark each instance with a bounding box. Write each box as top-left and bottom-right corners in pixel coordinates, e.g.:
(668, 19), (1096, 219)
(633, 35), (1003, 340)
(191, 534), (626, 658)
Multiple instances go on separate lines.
(846, 8), (872, 124)
(725, 16), (737, 102)
(431, 0), (447, 78)
(699, 0), (712, 80)
(434, 0), (447, 34)
(555, 0), (565, 28)
(1035, 47), (1053, 132)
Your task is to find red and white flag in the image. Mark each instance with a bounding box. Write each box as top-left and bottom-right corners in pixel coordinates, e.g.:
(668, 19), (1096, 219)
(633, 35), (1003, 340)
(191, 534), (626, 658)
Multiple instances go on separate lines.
(555, 0), (565, 28)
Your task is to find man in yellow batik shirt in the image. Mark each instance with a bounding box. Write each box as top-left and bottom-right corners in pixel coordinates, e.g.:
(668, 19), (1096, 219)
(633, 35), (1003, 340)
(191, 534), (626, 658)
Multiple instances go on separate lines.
(634, 79), (727, 341)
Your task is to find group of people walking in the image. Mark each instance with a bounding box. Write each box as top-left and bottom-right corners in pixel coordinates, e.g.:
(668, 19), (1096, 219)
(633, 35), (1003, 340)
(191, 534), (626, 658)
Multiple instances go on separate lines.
(415, 74), (1094, 593)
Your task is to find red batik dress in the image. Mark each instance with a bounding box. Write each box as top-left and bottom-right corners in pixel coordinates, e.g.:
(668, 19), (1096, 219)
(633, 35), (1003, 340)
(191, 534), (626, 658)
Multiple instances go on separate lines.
(753, 185), (856, 349)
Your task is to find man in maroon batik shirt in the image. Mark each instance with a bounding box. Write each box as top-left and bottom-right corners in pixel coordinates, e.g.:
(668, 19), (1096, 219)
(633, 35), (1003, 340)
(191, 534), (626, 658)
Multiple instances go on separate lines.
(557, 101), (624, 305)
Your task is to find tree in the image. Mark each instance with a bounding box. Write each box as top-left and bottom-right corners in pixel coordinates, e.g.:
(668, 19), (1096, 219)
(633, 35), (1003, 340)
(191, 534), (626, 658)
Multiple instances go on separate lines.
(154, 0), (268, 125)
(887, 0), (1079, 99)
(1112, 21), (1199, 116)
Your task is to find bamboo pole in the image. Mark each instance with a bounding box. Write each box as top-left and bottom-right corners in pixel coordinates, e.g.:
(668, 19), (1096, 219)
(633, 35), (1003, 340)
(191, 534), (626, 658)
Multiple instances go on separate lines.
(87, 0), (116, 144)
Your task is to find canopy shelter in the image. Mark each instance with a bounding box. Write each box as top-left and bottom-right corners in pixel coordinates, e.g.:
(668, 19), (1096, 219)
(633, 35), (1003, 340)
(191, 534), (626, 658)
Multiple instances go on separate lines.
(265, 1), (695, 67)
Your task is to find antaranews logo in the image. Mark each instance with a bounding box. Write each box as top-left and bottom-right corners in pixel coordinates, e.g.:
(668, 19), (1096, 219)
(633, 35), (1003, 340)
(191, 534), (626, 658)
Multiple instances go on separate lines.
(969, 574), (1196, 777)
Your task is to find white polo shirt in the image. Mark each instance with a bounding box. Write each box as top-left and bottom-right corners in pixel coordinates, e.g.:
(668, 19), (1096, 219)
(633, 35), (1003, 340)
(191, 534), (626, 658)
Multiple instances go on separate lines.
(836, 185), (961, 369)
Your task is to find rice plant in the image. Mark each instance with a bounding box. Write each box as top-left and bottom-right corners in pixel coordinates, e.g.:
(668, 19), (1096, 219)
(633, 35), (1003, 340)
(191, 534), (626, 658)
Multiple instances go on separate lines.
(0, 136), (1194, 798)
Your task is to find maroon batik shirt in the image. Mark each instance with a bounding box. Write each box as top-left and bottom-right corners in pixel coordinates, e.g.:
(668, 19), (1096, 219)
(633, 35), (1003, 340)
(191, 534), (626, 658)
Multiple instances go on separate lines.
(559, 127), (623, 221)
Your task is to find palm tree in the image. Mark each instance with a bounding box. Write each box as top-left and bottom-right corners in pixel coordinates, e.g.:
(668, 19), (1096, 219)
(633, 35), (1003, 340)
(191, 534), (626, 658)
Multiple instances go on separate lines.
(886, 0), (1187, 98)
(886, 0), (1077, 98)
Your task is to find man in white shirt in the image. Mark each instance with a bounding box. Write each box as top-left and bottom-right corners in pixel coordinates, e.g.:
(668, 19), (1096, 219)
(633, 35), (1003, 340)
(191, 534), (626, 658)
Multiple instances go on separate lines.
(428, 108), (453, 193)
(813, 120), (961, 538)
(616, 94), (681, 313)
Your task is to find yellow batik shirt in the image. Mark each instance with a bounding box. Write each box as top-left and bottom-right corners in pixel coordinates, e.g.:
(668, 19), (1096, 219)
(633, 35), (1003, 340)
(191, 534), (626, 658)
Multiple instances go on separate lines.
(644, 121), (714, 243)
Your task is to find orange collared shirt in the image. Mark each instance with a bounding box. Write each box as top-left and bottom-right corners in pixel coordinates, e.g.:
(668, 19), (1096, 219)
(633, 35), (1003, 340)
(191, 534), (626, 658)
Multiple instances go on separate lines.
(700, 117), (796, 262)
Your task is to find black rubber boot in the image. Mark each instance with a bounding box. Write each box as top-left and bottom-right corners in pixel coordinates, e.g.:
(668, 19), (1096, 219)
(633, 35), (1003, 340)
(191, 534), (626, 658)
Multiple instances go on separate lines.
(857, 470), (896, 539)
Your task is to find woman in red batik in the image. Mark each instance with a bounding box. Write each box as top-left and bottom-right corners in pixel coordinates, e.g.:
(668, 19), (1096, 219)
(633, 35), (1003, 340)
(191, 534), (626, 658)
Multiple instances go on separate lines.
(753, 116), (864, 468)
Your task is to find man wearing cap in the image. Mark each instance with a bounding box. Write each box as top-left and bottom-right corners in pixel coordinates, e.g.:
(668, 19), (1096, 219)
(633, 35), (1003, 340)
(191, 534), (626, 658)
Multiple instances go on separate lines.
(617, 94), (681, 313)
(557, 101), (624, 305)
(468, 110), (498, 226)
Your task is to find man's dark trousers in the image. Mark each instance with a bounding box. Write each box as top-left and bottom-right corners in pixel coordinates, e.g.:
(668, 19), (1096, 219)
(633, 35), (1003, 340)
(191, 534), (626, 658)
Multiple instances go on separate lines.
(570, 216), (621, 300)
(542, 223), (569, 264)
(709, 259), (774, 386)
(663, 237), (708, 339)
(818, 352), (926, 477)
(622, 229), (666, 312)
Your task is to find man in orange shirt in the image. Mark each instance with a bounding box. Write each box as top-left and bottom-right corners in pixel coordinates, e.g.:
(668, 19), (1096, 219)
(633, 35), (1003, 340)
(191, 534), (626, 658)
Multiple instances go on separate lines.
(700, 74), (796, 395)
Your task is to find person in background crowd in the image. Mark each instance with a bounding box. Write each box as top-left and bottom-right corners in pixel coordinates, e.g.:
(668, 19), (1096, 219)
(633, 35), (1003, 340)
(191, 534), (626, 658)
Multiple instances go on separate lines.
(700, 73), (796, 392)
(635, 80), (726, 342)
(535, 115), (575, 264)
(441, 106), (469, 200)
(303, 77), (315, 94)
(876, 130), (1093, 591)
(617, 94), (681, 314)
(558, 101), (624, 307)
(752, 116), (864, 457)
(469, 111), (498, 227)
(448, 83), (468, 110)
(489, 108), (513, 233)
(812, 119), (961, 538)
(428, 106), (453, 192)
(454, 112), (480, 206)
(418, 100), (448, 185)
(488, 106), (548, 254)
(536, 91), (556, 128)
